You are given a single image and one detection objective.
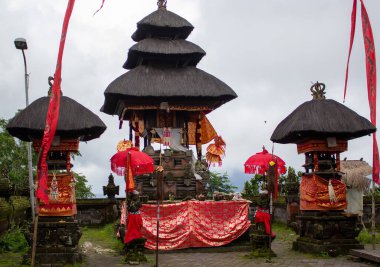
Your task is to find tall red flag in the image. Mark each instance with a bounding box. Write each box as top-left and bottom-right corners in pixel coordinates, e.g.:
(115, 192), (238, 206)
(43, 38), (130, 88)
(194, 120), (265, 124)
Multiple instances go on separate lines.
(36, 0), (76, 204)
(343, 0), (357, 102)
(360, 0), (379, 184)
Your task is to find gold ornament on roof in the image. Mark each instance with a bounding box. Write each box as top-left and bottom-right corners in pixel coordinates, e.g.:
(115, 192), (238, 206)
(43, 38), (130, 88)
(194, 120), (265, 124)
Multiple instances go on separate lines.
(310, 81), (326, 100)
(157, 0), (167, 9)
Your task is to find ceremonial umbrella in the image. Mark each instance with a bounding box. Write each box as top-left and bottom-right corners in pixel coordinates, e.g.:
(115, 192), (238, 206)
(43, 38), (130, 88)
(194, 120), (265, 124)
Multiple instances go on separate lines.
(110, 147), (154, 192)
(243, 146), (286, 261)
(244, 147), (286, 176)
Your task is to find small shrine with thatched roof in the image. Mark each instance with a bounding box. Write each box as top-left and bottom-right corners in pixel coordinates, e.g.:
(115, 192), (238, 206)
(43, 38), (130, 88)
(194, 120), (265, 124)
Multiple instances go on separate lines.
(7, 78), (106, 265)
(271, 82), (376, 255)
(101, 0), (237, 201)
(341, 159), (371, 216)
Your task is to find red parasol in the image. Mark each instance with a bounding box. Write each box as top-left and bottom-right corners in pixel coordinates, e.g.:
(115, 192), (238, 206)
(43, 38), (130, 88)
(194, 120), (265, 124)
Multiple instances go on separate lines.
(244, 147), (286, 175)
(110, 147), (154, 193)
(110, 147), (154, 177)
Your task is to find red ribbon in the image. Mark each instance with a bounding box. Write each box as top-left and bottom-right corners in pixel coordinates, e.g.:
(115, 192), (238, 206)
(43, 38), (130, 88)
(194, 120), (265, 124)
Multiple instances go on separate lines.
(360, 0), (379, 184)
(343, 0), (357, 102)
(36, 0), (76, 204)
(93, 0), (106, 16)
(344, 0), (379, 184)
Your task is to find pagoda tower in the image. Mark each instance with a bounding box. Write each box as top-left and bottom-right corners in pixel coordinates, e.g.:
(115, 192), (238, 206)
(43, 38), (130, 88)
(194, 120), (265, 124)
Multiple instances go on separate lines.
(271, 82), (376, 255)
(101, 1), (237, 200)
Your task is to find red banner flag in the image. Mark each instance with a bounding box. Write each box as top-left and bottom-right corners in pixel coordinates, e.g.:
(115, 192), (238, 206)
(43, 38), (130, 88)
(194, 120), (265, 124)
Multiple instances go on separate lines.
(36, 0), (76, 204)
(343, 0), (357, 102)
(360, 0), (379, 184)
(93, 0), (106, 16)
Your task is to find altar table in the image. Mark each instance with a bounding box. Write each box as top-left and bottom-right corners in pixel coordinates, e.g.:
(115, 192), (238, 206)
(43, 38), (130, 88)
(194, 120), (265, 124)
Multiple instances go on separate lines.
(140, 200), (251, 250)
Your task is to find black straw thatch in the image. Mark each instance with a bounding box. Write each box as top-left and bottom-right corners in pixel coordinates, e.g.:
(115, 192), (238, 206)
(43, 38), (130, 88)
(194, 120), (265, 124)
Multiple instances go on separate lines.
(123, 38), (206, 69)
(101, 65), (237, 115)
(7, 96), (106, 142)
(131, 9), (194, 42)
(271, 99), (376, 144)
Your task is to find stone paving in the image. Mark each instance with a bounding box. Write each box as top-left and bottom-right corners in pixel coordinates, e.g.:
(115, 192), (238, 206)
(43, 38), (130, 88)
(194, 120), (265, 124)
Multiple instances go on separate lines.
(83, 241), (379, 267)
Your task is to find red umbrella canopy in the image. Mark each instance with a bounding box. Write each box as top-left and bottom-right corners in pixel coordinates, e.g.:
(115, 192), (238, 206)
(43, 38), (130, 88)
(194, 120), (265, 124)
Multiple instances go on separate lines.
(244, 147), (286, 175)
(110, 147), (154, 176)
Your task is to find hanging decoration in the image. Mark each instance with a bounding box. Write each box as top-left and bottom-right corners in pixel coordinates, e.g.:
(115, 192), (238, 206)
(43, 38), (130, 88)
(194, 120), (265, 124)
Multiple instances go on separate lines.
(36, 0), (75, 204)
(162, 127), (171, 146)
(206, 136), (226, 167)
(343, 0), (379, 184)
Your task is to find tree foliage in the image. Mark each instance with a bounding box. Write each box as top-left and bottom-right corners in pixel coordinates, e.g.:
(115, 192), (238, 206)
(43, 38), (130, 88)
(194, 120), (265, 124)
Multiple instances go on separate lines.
(241, 174), (263, 199)
(206, 171), (237, 197)
(242, 166), (302, 199)
(74, 172), (95, 199)
(0, 118), (34, 191)
(278, 166), (302, 196)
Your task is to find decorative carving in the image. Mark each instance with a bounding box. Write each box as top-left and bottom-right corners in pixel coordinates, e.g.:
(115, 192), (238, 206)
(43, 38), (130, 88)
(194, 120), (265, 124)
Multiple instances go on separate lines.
(310, 82), (326, 100)
(103, 173), (120, 200)
(293, 211), (363, 255)
(157, 0), (167, 10)
(24, 217), (82, 265)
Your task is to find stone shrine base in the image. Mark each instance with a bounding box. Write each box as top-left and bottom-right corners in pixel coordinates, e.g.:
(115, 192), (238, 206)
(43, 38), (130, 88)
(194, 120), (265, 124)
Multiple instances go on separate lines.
(293, 211), (364, 255)
(25, 216), (82, 266)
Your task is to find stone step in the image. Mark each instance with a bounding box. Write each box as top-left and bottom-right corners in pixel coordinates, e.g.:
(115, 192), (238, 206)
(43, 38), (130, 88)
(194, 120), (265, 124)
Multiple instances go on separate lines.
(349, 248), (380, 264)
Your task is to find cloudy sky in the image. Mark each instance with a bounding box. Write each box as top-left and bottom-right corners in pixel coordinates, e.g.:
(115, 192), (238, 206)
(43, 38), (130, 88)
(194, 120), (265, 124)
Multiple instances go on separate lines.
(1, 0), (379, 196)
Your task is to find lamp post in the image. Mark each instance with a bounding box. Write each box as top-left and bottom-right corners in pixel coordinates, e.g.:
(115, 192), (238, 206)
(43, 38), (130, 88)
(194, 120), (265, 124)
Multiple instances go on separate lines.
(14, 37), (35, 219)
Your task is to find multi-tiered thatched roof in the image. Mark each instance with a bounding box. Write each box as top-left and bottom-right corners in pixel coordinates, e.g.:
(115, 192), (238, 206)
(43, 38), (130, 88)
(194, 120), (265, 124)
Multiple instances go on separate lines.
(101, 4), (237, 116)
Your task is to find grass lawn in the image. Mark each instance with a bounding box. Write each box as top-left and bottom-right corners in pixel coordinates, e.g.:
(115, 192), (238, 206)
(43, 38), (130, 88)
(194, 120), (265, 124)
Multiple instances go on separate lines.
(80, 223), (124, 253)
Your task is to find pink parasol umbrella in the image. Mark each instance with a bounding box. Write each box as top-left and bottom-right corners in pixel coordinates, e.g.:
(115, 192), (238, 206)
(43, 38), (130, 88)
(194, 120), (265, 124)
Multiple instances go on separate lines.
(244, 146), (286, 175)
(110, 147), (154, 192)
(111, 147), (154, 176)
(244, 146), (286, 257)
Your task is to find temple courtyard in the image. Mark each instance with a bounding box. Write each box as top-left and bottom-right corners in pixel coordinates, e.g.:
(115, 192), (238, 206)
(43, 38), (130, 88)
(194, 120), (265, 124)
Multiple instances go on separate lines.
(83, 241), (379, 267)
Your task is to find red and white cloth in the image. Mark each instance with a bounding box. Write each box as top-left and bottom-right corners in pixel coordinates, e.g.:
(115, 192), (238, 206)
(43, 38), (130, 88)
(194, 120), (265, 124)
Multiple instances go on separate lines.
(140, 200), (251, 250)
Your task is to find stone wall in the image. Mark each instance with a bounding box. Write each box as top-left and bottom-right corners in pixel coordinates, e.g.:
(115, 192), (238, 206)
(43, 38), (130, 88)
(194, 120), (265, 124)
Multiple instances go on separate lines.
(75, 198), (119, 226)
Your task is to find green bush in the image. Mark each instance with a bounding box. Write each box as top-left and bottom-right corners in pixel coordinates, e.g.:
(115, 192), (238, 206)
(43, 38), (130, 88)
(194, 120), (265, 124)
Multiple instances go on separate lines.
(0, 227), (28, 253)
(356, 230), (380, 244)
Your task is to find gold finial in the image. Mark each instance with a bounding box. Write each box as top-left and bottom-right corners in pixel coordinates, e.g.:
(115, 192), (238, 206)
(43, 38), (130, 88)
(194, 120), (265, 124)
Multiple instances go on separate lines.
(310, 81), (326, 100)
(157, 0), (167, 10)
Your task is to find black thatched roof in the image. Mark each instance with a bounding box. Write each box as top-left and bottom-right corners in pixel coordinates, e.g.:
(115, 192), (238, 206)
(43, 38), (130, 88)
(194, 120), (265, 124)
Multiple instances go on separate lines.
(131, 9), (194, 42)
(7, 96), (106, 142)
(271, 99), (376, 144)
(101, 65), (237, 115)
(123, 38), (206, 69)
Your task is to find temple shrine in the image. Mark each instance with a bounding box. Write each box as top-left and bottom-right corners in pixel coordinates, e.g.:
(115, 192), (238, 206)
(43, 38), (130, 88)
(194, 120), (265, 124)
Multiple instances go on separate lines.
(101, 0), (237, 200)
(271, 82), (376, 255)
(7, 80), (106, 265)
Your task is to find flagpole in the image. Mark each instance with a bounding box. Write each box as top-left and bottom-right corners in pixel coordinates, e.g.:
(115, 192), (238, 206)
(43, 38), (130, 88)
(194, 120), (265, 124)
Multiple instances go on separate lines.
(125, 152), (130, 227)
(155, 149), (163, 267)
(372, 179), (376, 250)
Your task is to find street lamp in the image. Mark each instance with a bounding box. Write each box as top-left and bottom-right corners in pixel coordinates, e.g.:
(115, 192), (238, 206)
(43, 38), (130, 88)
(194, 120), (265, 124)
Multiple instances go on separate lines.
(14, 37), (35, 219)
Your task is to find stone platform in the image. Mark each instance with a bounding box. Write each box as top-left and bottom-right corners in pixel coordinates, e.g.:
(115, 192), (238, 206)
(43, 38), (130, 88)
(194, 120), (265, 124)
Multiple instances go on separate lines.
(293, 211), (364, 255)
(25, 216), (82, 266)
(349, 248), (380, 264)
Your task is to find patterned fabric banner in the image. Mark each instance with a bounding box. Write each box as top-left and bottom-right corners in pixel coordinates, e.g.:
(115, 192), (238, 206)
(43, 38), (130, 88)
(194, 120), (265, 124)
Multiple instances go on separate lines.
(360, 0), (379, 184)
(343, 0), (379, 184)
(343, 0), (357, 101)
(36, 0), (75, 204)
(140, 201), (251, 250)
